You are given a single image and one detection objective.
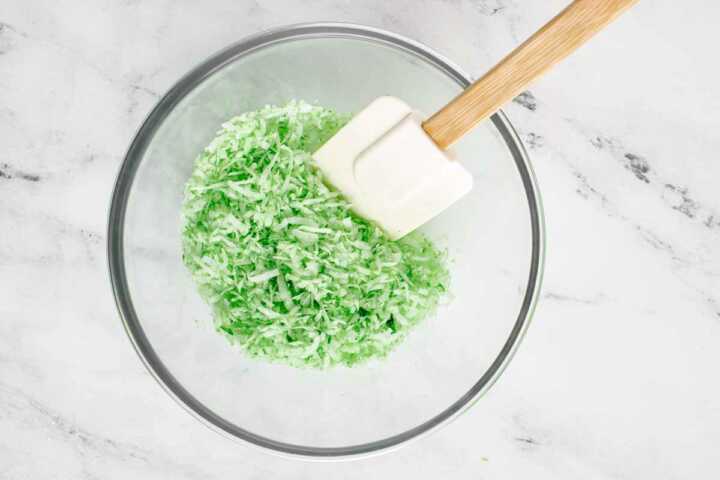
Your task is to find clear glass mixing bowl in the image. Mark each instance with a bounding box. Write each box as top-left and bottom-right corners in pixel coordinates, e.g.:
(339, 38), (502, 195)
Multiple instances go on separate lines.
(107, 23), (544, 459)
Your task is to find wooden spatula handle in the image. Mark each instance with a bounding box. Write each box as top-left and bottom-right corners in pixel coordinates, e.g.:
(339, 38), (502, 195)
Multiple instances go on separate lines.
(422, 0), (638, 149)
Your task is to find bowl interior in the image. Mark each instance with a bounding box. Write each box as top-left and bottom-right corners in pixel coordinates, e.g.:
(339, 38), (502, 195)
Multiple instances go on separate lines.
(117, 29), (539, 454)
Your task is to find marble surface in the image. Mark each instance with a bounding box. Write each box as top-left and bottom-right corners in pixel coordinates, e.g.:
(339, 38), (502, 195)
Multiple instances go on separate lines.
(2, 0), (719, 478)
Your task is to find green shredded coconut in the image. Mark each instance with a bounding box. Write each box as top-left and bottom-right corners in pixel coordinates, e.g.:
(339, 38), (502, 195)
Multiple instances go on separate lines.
(182, 100), (449, 368)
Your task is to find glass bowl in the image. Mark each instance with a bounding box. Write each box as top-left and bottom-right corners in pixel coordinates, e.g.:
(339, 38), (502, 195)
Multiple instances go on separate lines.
(107, 23), (544, 459)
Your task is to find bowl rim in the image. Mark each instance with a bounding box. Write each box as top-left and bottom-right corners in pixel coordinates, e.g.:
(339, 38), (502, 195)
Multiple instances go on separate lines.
(107, 21), (545, 460)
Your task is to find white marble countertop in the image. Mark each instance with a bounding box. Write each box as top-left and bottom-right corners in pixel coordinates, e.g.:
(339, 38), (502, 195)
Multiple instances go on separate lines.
(2, 0), (719, 478)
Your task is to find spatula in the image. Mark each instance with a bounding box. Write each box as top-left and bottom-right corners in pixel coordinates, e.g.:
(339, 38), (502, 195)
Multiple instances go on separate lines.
(314, 0), (638, 239)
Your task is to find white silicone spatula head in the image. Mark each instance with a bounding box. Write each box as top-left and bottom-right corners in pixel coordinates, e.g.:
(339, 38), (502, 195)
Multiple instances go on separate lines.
(314, 0), (638, 239)
(314, 96), (473, 240)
